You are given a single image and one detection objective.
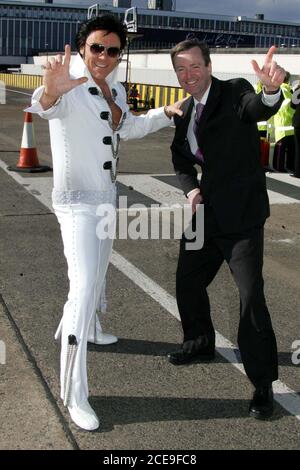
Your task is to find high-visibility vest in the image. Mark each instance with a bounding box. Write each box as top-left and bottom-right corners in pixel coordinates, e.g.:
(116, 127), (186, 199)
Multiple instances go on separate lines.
(274, 83), (295, 142)
(257, 120), (268, 132)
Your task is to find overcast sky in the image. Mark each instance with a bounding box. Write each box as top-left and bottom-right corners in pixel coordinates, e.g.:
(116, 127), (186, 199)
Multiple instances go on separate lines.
(20, 1), (300, 23)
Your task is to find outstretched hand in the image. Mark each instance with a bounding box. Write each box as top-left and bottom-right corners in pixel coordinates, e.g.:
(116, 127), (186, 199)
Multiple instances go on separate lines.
(41, 45), (87, 108)
(164, 97), (188, 119)
(251, 45), (286, 92)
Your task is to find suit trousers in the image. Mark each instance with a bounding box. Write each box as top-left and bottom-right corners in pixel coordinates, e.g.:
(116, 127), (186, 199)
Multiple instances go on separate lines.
(54, 202), (115, 407)
(176, 204), (278, 388)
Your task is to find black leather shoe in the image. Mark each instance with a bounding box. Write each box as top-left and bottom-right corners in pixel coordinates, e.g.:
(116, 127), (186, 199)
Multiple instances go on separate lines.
(249, 386), (274, 420)
(167, 336), (215, 365)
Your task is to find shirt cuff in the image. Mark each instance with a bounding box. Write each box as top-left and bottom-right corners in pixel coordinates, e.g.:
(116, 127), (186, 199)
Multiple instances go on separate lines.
(151, 106), (174, 124)
(261, 88), (281, 107)
(187, 188), (200, 198)
(25, 86), (62, 113)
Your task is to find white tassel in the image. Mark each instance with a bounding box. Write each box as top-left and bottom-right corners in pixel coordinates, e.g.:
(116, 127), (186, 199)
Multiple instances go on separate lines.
(63, 335), (78, 407)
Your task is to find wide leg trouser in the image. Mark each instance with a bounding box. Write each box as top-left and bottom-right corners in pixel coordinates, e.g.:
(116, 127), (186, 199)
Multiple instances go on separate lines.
(54, 203), (115, 407)
(176, 207), (278, 388)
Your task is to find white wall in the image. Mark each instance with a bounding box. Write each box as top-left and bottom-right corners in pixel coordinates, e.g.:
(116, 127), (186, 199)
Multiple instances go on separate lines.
(118, 51), (300, 86)
(22, 51), (300, 87)
(211, 53), (300, 75)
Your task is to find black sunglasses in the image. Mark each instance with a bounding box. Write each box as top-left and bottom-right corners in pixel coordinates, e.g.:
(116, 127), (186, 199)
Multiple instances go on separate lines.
(86, 43), (121, 58)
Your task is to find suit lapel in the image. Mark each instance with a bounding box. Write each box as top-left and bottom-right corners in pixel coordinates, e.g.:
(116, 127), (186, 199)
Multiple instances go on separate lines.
(173, 78), (222, 161)
(196, 76), (221, 140)
(192, 77), (221, 148)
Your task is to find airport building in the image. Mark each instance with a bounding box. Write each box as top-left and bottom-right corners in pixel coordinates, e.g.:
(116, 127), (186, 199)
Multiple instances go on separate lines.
(1, 0), (300, 66)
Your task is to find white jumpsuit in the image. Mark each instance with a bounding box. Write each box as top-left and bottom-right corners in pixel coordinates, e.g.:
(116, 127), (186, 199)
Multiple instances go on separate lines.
(27, 54), (171, 407)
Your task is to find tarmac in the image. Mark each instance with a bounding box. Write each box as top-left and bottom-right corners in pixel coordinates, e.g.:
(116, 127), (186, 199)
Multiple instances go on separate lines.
(0, 88), (300, 451)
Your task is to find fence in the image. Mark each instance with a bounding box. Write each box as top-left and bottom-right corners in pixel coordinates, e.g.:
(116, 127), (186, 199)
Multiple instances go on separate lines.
(0, 73), (187, 108)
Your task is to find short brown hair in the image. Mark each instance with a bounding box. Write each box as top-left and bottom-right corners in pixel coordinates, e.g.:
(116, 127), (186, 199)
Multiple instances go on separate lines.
(171, 39), (211, 68)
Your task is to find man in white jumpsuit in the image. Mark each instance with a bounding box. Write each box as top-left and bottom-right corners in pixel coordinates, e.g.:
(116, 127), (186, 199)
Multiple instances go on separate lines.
(27, 15), (181, 431)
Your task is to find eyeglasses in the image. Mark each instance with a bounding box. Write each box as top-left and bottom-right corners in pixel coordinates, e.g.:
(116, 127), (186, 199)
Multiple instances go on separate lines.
(86, 43), (121, 58)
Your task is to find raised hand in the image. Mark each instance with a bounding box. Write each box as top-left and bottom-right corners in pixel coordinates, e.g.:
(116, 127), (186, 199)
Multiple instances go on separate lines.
(41, 44), (87, 109)
(251, 45), (286, 92)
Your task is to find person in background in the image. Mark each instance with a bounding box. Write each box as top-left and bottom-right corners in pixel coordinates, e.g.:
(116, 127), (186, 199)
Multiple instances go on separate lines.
(167, 39), (285, 420)
(26, 14), (182, 431)
(129, 83), (139, 111)
(273, 71), (295, 171)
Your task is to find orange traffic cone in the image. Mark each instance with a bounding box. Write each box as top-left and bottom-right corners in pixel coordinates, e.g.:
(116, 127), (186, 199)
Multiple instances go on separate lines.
(8, 112), (51, 173)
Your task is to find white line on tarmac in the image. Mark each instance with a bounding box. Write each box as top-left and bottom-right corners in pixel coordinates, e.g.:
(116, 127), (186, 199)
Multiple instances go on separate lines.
(267, 189), (300, 204)
(110, 251), (300, 422)
(111, 251), (180, 321)
(118, 174), (186, 206)
(1, 157), (300, 421)
(266, 172), (300, 188)
(0, 87), (32, 97)
(118, 174), (300, 205)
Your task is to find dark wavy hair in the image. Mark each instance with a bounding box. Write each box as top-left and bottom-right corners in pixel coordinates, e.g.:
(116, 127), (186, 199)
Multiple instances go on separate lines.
(171, 39), (211, 68)
(75, 15), (127, 54)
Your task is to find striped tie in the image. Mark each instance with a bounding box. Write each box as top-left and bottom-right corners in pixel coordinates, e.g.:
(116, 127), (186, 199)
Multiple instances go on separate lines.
(193, 102), (204, 162)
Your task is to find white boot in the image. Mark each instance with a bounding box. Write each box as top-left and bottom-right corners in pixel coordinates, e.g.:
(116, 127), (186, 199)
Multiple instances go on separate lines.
(87, 311), (118, 345)
(54, 315), (118, 345)
(68, 400), (99, 431)
(88, 325), (118, 345)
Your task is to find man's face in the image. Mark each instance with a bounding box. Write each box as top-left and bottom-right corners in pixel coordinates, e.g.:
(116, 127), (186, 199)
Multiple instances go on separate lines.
(80, 30), (121, 85)
(173, 46), (212, 100)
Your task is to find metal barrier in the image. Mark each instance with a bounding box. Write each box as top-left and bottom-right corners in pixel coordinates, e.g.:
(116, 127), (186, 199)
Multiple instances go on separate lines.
(0, 73), (43, 90)
(0, 73), (187, 108)
(134, 83), (187, 108)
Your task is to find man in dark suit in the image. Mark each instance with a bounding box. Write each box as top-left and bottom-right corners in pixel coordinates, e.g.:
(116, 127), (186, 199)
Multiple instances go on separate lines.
(165, 39), (286, 419)
(291, 83), (300, 177)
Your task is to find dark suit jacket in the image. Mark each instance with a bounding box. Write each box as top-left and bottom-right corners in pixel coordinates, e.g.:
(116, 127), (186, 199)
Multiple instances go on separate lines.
(171, 76), (283, 234)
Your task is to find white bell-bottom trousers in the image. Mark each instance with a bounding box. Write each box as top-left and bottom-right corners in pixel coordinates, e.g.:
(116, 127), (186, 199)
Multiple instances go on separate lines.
(53, 202), (115, 407)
